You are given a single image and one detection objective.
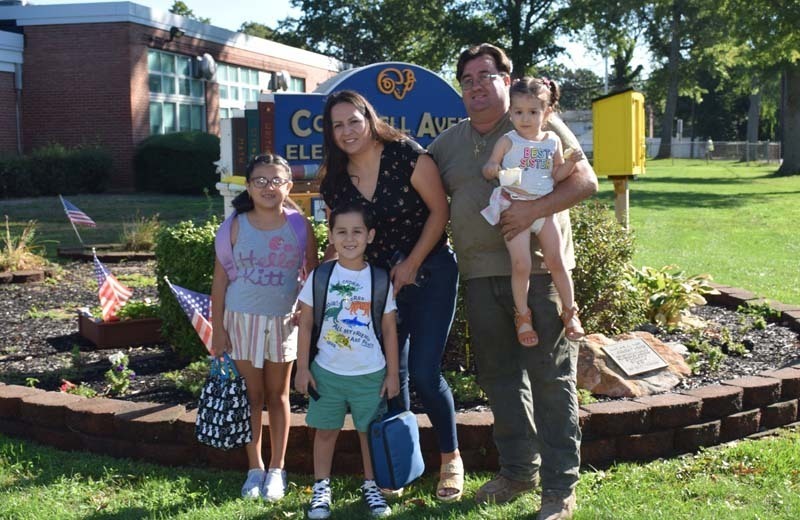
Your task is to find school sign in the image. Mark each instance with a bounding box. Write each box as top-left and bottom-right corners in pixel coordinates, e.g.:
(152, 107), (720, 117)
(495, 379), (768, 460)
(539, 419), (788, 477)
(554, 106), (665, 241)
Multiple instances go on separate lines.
(219, 62), (467, 180)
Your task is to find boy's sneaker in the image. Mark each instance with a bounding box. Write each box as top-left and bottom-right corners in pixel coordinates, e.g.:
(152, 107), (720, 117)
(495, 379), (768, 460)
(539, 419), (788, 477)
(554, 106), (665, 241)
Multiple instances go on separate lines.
(361, 479), (391, 517)
(262, 468), (287, 502)
(241, 468), (266, 499)
(307, 478), (332, 519)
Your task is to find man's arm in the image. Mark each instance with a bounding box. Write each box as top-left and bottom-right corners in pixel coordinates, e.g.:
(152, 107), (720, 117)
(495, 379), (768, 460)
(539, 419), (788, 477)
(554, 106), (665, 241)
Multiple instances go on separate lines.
(499, 161), (597, 241)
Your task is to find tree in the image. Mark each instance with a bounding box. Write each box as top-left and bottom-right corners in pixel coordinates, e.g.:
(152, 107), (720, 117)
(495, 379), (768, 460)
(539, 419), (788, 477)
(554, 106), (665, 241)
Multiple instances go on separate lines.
(273, 0), (481, 72)
(238, 21), (275, 40)
(168, 1), (210, 24)
(568, 0), (649, 91)
(716, 0), (800, 175)
(474, 0), (570, 77)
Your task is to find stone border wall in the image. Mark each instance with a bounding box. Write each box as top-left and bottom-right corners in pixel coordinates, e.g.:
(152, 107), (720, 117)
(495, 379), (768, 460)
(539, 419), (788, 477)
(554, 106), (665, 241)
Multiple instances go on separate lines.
(0, 285), (798, 473)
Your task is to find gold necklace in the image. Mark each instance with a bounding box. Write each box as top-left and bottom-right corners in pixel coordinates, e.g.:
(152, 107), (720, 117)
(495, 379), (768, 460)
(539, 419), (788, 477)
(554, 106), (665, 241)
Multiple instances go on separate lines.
(472, 130), (486, 158)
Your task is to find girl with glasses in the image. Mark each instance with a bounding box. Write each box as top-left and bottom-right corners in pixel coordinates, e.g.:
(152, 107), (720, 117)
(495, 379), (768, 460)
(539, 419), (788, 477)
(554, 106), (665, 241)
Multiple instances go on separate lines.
(211, 153), (318, 501)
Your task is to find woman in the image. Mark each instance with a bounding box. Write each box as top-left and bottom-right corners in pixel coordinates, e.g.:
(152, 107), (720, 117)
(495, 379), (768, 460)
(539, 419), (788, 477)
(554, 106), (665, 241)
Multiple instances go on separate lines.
(318, 90), (463, 501)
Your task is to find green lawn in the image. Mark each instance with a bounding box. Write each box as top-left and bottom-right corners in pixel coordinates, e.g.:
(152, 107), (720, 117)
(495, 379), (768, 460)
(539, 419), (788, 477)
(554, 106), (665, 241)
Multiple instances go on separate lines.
(0, 194), (223, 259)
(595, 159), (800, 305)
(1, 426), (799, 519)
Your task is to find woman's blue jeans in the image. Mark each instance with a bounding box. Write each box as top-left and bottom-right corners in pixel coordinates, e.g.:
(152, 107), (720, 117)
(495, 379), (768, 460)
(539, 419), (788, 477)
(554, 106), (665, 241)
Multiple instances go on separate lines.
(389, 246), (459, 454)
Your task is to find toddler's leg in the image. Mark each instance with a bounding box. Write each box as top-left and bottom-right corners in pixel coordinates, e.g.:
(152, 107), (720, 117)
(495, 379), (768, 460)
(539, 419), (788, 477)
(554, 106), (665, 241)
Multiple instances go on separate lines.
(537, 216), (585, 340)
(506, 231), (532, 317)
(505, 231), (538, 347)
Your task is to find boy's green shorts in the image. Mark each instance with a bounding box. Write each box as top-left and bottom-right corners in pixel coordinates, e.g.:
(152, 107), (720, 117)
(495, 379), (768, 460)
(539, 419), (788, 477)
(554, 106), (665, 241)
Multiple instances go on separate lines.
(307, 362), (385, 432)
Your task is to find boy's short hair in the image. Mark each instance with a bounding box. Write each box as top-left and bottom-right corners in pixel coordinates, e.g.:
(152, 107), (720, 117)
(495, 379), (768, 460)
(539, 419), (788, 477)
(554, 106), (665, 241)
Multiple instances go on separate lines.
(328, 202), (374, 230)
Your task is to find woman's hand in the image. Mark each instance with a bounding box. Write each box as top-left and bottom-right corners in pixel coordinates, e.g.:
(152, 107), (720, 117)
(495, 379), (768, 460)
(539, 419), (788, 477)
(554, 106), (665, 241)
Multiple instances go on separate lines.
(211, 328), (231, 358)
(390, 257), (420, 296)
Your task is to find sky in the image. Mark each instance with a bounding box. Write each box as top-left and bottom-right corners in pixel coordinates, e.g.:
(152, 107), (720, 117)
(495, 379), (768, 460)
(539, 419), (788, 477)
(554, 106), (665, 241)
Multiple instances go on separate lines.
(31, 0), (647, 79)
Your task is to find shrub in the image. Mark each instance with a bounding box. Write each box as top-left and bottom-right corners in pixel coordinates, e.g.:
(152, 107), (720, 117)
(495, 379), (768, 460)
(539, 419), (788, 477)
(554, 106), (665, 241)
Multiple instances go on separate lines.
(0, 156), (36, 197)
(627, 265), (718, 328)
(571, 200), (648, 334)
(155, 218), (218, 359)
(115, 299), (160, 320)
(134, 132), (220, 194)
(1, 217), (47, 272)
(120, 213), (160, 251)
(0, 143), (112, 197)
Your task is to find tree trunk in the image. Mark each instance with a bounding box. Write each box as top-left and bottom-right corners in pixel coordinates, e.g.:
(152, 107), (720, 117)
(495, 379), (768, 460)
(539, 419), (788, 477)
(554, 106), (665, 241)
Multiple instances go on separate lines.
(655, 1), (681, 159)
(746, 90), (761, 143)
(777, 62), (800, 175)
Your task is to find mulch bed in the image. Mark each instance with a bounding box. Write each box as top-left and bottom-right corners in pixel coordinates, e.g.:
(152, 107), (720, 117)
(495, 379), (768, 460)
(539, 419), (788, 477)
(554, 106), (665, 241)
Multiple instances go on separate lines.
(1, 260), (798, 412)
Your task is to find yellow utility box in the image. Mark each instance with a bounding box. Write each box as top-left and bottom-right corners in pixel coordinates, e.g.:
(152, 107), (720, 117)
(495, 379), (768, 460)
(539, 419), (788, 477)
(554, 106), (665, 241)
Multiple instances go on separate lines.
(591, 88), (646, 177)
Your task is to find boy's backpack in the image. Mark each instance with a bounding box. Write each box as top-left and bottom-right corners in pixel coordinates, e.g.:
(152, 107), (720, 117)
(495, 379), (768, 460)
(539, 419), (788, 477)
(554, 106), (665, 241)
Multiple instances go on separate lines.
(310, 260), (390, 362)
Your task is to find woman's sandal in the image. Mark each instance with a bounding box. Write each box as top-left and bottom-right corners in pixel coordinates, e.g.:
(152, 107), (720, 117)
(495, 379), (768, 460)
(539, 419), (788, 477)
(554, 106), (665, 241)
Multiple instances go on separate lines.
(436, 460), (464, 502)
(561, 304), (586, 341)
(514, 308), (539, 347)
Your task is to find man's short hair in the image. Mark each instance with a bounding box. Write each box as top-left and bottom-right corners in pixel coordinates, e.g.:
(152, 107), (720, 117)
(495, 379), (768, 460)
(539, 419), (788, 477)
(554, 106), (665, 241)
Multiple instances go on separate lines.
(456, 43), (512, 81)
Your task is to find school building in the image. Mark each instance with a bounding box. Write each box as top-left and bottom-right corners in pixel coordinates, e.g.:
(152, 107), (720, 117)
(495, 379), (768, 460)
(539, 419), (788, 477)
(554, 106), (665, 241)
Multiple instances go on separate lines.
(0, 1), (345, 190)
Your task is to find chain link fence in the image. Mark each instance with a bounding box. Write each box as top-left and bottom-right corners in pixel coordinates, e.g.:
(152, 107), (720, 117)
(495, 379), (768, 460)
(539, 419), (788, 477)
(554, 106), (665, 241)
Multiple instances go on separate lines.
(644, 139), (782, 163)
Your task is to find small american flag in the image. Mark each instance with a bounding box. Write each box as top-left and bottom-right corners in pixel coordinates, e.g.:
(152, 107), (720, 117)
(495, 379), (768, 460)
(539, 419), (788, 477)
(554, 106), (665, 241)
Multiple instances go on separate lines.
(93, 252), (133, 322)
(60, 196), (96, 227)
(165, 278), (213, 354)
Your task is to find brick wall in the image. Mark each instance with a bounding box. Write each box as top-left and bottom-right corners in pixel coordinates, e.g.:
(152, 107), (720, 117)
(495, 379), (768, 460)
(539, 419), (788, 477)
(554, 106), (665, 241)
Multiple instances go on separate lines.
(22, 23), (339, 191)
(22, 23), (137, 189)
(0, 286), (798, 473)
(0, 71), (19, 156)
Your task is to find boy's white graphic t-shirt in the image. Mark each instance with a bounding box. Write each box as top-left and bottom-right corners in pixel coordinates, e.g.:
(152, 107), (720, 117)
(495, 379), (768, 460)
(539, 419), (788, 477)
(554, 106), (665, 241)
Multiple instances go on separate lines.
(299, 263), (396, 376)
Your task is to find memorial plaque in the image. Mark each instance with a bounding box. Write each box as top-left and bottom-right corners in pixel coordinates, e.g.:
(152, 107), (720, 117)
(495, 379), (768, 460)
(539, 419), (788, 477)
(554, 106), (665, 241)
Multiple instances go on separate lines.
(601, 338), (668, 376)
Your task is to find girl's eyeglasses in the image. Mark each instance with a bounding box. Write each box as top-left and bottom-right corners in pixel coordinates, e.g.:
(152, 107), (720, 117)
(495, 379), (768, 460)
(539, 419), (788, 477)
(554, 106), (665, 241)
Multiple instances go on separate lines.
(249, 176), (291, 188)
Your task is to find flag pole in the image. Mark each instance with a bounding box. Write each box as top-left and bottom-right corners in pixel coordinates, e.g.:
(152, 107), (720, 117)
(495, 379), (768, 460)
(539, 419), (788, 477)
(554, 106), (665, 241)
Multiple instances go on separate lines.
(59, 194), (84, 246)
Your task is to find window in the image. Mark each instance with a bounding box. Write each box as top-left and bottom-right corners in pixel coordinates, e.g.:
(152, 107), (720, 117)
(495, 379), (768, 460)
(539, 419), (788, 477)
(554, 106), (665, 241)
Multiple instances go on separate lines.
(289, 76), (306, 93)
(148, 50), (206, 134)
(217, 63), (267, 119)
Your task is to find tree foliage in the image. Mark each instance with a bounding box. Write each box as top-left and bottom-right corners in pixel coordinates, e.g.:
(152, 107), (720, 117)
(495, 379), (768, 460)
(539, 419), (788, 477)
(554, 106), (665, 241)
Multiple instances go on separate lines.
(168, 1), (210, 24)
(272, 0), (480, 72)
(534, 64), (603, 111)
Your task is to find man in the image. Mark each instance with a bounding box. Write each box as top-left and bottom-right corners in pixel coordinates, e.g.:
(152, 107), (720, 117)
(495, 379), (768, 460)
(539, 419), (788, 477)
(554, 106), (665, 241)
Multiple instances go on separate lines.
(427, 43), (598, 520)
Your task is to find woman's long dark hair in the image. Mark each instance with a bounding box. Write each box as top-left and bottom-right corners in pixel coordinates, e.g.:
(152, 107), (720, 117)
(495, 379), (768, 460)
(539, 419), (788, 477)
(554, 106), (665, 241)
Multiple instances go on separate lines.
(230, 153), (302, 214)
(318, 90), (406, 195)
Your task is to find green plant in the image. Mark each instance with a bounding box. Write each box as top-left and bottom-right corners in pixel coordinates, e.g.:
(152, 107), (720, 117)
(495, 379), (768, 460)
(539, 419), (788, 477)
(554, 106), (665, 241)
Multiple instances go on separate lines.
(443, 370), (486, 403)
(133, 132), (220, 194)
(684, 336), (727, 373)
(115, 298), (160, 320)
(570, 200), (648, 334)
(104, 352), (135, 396)
(1, 216), (47, 272)
(310, 218), (329, 260)
(116, 273), (157, 288)
(155, 218), (218, 359)
(24, 377), (39, 388)
(719, 326), (748, 356)
(577, 388), (598, 405)
(70, 345), (82, 369)
(627, 265), (719, 328)
(738, 301), (782, 323)
(120, 213), (160, 251)
(163, 359), (210, 397)
(59, 380), (98, 398)
(26, 306), (73, 320)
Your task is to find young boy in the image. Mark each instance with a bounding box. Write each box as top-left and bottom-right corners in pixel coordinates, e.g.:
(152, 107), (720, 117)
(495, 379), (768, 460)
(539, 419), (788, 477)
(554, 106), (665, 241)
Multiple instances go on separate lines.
(295, 203), (400, 519)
